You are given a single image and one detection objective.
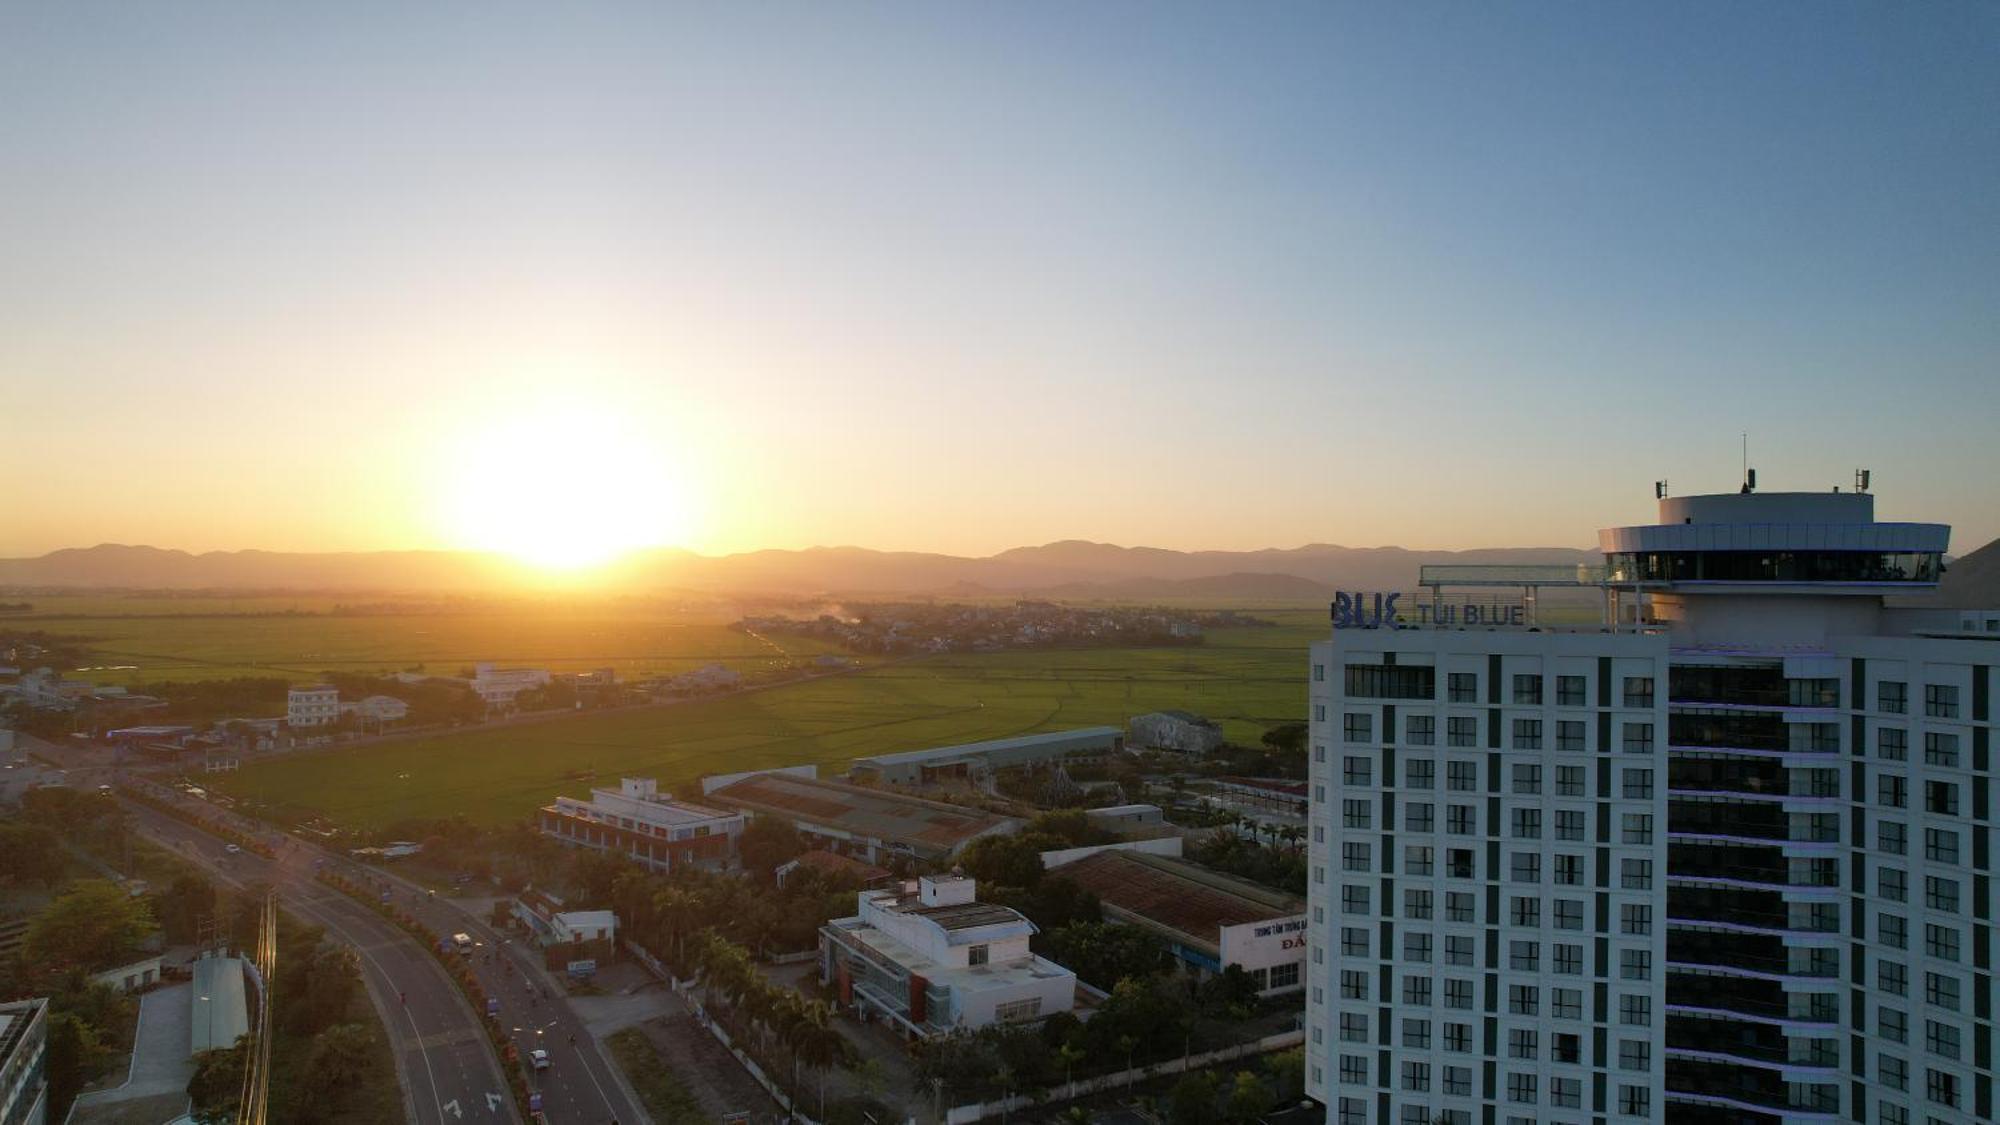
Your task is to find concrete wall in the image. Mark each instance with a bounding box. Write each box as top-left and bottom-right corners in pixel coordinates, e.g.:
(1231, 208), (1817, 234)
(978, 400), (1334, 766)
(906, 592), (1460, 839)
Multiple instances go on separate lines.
(1038, 836), (1183, 869)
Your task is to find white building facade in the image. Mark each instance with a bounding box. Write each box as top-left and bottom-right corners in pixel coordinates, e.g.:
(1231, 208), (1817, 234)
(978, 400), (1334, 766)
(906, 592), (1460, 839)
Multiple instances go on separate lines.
(1306, 488), (1993, 1125)
(538, 777), (745, 873)
(285, 685), (339, 728)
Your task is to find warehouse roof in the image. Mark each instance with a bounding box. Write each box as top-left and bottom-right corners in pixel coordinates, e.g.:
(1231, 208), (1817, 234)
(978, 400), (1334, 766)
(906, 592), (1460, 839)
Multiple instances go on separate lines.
(1049, 850), (1305, 949)
(707, 772), (1016, 853)
(851, 727), (1123, 767)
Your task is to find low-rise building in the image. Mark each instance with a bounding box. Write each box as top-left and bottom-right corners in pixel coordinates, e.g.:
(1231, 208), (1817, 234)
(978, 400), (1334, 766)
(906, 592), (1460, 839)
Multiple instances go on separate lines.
(1044, 849), (1306, 996)
(1083, 803), (1165, 832)
(0, 997), (47, 1125)
(343, 694), (409, 725)
(190, 954), (249, 1056)
(1128, 710), (1226, 755)
(471, 664), (551, 711)
(285, 685), (339, 729)
(665, 663), (741, 694)
(775, 849), (894, 890)
(538, 777), (743, 873)
(847, 727), (1125, 786)
(704, 771), (1018, 864)
(89, 955), (162, 994)
(819, 874), (1076, 1038)
(513, 891), (618, 970)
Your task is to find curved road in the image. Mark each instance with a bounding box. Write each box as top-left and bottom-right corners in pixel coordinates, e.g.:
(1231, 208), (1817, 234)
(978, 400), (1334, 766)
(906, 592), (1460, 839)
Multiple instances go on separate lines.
(121, 788), (645, 1125)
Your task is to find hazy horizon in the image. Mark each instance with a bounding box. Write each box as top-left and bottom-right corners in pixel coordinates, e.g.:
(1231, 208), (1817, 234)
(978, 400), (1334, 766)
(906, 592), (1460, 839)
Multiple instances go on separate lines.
(5, 4), (1996, 564)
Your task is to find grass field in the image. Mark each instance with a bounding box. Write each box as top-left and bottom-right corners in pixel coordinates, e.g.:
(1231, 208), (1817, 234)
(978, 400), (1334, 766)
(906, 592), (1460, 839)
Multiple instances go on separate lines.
(212, 616), (1325, 830)
(13, 599), (856, 686)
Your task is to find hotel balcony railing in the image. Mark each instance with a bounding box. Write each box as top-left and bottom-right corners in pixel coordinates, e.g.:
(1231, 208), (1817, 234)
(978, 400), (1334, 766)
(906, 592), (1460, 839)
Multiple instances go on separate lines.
(1666, 1061), (1841, 1115)
(1668, 841), (1789, 885)
(1666, 1016), (1840, 1069)
(1665, 974), (1841, 1026)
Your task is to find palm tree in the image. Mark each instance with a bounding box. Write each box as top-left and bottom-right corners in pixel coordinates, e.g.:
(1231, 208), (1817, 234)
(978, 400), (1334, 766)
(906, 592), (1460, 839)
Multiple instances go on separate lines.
(790, 1001), (850, 1120)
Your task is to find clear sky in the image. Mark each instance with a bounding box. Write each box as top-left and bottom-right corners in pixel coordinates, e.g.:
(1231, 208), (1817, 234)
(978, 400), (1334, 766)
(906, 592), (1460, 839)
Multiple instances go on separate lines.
(3, 2), (1996, 563)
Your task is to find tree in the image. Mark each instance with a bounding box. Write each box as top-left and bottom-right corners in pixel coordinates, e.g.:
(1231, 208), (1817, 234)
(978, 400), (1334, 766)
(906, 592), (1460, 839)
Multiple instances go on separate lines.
(1038, 921), (1168, 991)
(1168, 1071), (1219, 1125)
(739, 817), (806, 878)
(0, 821), (65, 889)
(1260, 721), (1307, 756)
(1225, 1070), (1274, 1122)
(26, 880), (154, 971)
(957, 833), (1047, 888)
(152, 872), (217, 945)
(45, 1011), (107, 1121)
(288, 1024), (377, 1124)
(187, 1040), (248, 1124)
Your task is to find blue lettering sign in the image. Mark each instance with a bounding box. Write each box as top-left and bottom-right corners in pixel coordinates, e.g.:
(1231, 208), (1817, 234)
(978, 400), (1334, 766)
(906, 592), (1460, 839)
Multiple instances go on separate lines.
(1331, 592), (1400, 629)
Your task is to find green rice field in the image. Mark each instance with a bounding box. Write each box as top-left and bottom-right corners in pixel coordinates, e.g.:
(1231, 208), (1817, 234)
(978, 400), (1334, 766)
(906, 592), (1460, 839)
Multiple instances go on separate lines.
(210, 616), (1325, 829)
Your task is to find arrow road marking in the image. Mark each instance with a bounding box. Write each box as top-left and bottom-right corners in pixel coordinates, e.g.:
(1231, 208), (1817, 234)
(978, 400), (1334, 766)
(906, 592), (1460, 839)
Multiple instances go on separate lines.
(486, 1093), (504, 1113)
(442, 1099), (462, 1118)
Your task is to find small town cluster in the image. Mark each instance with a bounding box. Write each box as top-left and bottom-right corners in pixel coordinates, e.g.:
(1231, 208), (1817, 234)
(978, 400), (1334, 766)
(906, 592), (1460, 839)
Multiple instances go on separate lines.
(734, 601), (1261, 655)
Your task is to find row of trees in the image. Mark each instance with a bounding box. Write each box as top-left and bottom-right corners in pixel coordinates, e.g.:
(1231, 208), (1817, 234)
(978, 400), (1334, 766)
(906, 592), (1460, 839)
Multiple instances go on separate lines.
(1185, 829), (1308, 895)
(690, 931), (853, 1119)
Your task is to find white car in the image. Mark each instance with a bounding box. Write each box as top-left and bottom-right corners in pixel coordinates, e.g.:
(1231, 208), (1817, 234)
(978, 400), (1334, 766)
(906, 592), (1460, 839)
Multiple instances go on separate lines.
(224, 844), (242, 854)
(529, 1049), (551, 1071)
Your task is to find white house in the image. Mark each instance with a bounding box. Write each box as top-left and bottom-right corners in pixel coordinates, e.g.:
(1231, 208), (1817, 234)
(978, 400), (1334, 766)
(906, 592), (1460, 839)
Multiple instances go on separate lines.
(285, 685), (339, 728)
(819, 874), (1077, 1037)
(471, 664), (552, 711)
(344, 694), (409, 724)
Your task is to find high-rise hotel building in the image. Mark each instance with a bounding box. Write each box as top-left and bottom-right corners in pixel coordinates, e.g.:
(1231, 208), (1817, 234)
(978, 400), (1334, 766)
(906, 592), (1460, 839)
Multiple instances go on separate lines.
(1305, 488), (1996, 1125)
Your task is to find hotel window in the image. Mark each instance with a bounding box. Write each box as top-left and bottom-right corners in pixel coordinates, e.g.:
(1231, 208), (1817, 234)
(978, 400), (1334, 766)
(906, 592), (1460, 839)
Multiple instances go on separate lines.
(1881, 1054), (1908, 1091)
(1924, 923), (1960, 961)
(1339, 969), (1368, 999)
(1619, 994), (1651, 1026)
(1510, 897), (1540, 926)
(1881, 866), (1907, 902)
(1444, 979), (1473, 1009)
(1621, 722), (1654, 753)
(1338, 1012), (1368, 1042)
(1552, 988), (1582, 1019)
(1448, 672), (1478, 703)
(1406, 845), (1434, 876)
(1447, 717), (1477, 747)
(1923, 972), (1960, 1011)
(1443, 802), (1477, 834)
(1880, 913), (1908, 949)
(1880, 960), (1908, 996)
(1513, 674), (1543, 705)
(1404, 930), (1432, 961)
(1400, 1060), (1430, 1092)
(1880, 680), (1908, 713)
(1313, 744), (1326, 764)
(1880, 774), (1909, 807)
(1342, 756), (1372, 786)
(1512, 763), (1541, 794)
(1618, 1086), (1650, 1116)
(1622, 676), (1654, 709)
(1925, 684), (1959, 718)
(1880, 726), (1908, 760)
(1620, 949), (1651, 980)
(1556, 675), (1586, 707)
(1505, 1073), (1538, 1104)
(1313, 704), (1325, 722)
(1443, 1023), (1471, 1052)
(994, 997), (1041, 1021)
(1510, 852), (1541, 884)
(1621, 768), (1653, 799)
(1511, 809), (1541, 839)
(1880, 820), (1907, 854)
(1341, 885), (1370, 914)
(1788, 677), (1839, 707)
(1924, 828), (1960, 865)
(1406, 802), (1434, 832)
(1620, 904), (1652, 935)
(1554, 856), (1583, 886)
(1511, 719), (1542, 750)
(1926, 780), (1959, 815)
(1555, 765), (1585, 795)
(1445, 935), (1473, 966)
(1406, 758), (1435, 788)
(1447, 761), (1477, 790)
(1925, 1020), (1961, 1059)
(1405, 889), (1432, 920)
(1881, 1006), (1907, 1043)
(1446, 892), (1475, 923)
(1507, 984), (1539, 1015)
(1342, 713), (1373, 744)
(1335, 1099), (1366, 1125)
(1342, 799), (1371, 828)
(968, 944), (989, 966)
(1926, 1069), (1959, 1108)
(1620, 858), (1652, 890)
(1337, 1055), (1367, 1085)
(1618, 1040), (1650, 1071)
(1342, 841), (1371, 872)
(1313, 663), (1325, 682)
(1447, 849), (1475, 879)
(1555, 810), (1585, 841)
(1403, 976), (1431, 1006)
(1551, 1077), (1581, 1108)
(1556, 720), (1586, 752)
(1443, 1066), (1472, 1096)
(1925, 876), (1960, 913)
(1509, 941), (1540, 972)
(1554, 899), (1583, 929)
(1507, 1027), (1538, 1058)
(1924, 732), (1959, 767)
(1622, 813), (1653, 845)
(1407, 715), (1436, 746)
(1553, 943), (1582, 973)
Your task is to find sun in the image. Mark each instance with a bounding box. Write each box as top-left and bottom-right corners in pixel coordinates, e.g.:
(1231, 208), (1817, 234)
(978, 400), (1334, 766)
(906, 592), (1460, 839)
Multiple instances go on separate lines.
(443, 405), (693, 570)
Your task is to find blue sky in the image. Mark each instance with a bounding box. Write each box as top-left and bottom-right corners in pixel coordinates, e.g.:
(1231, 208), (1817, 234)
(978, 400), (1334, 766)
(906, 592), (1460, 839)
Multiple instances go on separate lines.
(2, 3), (1995, 557)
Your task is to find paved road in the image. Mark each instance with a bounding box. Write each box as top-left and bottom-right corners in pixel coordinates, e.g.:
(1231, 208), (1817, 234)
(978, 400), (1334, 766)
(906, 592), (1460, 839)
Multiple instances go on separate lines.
(121, 785), (642, 1125)
(122, 800), (523, 1125)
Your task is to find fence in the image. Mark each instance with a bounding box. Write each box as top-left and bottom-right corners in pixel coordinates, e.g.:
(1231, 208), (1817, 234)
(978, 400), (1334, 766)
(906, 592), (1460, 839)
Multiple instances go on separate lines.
(941, 1031), (1306, 1124)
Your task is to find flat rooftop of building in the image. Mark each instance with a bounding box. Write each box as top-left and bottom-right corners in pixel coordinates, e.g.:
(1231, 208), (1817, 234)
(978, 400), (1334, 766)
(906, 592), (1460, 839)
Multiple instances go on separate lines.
(851, 726), (1123, 767)
(190, 955), (248, 1054)
(580, 788), (736, 824)
(827, 917), (1072, 996)
(707, 772), (1015, 851)
(1050, 850), (1305, 948)
(1087, 804), (1161, 817)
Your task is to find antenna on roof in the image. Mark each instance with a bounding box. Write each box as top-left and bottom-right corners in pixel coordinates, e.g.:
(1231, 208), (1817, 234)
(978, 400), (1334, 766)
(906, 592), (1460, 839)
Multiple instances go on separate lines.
(1855, 468), (1871, 494)
(1654, 480), (1668, 500)
(1739, 434), (1755, 493)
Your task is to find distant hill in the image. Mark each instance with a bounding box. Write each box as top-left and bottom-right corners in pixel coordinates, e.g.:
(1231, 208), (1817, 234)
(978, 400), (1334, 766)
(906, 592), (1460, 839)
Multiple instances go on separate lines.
(0, 539), (1599, 601)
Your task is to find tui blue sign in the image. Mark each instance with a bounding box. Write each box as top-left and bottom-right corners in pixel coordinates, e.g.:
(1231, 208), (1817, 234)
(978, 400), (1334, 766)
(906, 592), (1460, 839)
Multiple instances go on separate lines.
(1331, 592), (1400, 629)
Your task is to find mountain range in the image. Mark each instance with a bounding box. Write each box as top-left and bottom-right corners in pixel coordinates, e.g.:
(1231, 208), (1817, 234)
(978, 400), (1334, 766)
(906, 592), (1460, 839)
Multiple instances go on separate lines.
(4, 537), (1994, 606)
